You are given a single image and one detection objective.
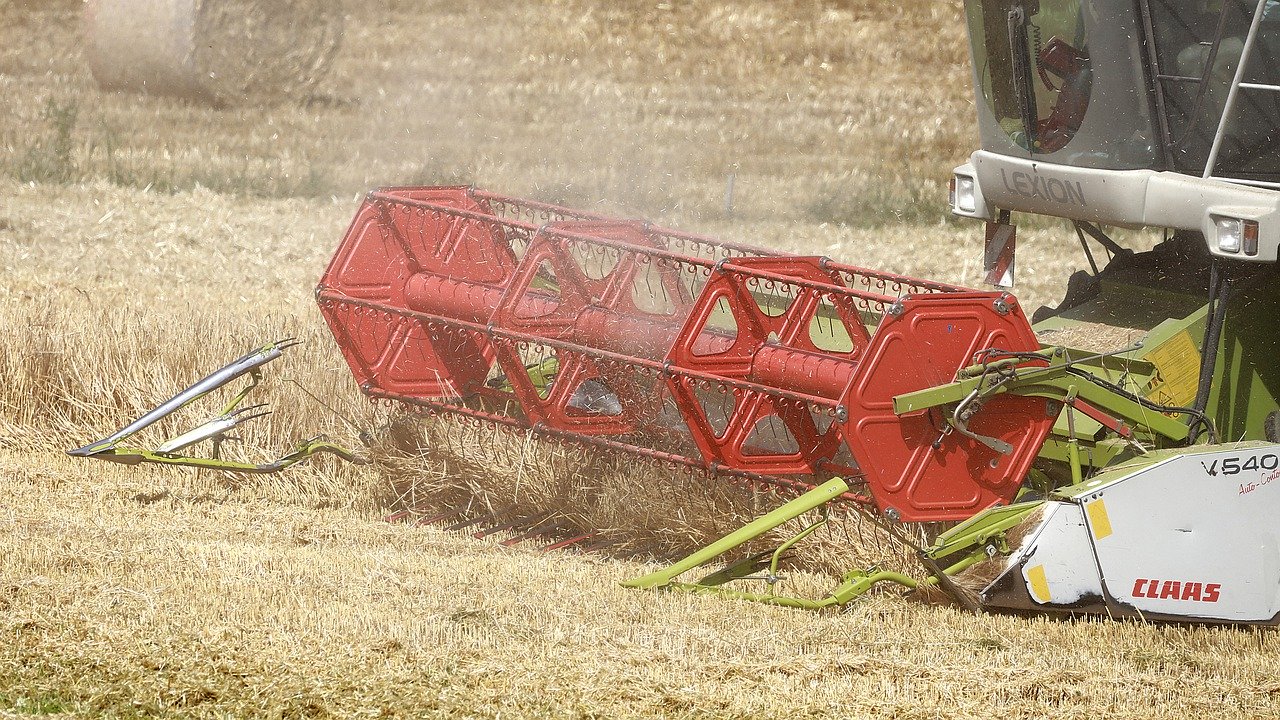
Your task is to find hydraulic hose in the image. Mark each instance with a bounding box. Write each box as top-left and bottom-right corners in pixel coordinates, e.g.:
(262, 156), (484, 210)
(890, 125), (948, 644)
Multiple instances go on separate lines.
(1190, 260), (1228, 444)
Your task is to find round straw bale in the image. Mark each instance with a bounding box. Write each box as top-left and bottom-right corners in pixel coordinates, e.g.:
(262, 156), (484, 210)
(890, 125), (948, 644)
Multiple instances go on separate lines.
(84, 0), (343, 107)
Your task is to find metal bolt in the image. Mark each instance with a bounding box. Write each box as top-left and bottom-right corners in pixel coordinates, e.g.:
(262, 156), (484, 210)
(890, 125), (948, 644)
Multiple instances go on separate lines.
(885, 507), (901, 523)
(886, 300), (905, 318)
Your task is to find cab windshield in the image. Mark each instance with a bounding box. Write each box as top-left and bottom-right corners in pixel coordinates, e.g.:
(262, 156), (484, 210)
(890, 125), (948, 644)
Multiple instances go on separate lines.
(965, 0), (1159, 169)
(966, 0), (1280, 179)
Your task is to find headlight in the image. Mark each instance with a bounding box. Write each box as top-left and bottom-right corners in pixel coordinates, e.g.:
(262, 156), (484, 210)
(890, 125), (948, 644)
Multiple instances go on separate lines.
(1213, 215), (1259, 256)
(951, 174), (977, 213)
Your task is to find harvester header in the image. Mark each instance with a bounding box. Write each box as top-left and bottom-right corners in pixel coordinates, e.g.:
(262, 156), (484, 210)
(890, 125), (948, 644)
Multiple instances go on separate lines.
(317, 187), (1057, 522)
(67, 0), (1280, 626)
(311, 183), (1280, 625)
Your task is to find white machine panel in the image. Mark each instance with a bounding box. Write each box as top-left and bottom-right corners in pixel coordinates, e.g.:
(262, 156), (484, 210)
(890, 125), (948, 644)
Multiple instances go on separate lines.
(1076, 446), (1280, 622)
(1014, 503), (1104, 606)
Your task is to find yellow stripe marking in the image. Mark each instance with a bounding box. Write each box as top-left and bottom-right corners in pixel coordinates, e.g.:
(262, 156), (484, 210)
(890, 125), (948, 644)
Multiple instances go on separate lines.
(1026, 564), (1051, 604)
(1085, 499), (1113, 540)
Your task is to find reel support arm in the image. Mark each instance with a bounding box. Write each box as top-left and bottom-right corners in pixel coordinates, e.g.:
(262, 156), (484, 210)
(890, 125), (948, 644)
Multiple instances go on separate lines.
(894, 349), (1192, 446)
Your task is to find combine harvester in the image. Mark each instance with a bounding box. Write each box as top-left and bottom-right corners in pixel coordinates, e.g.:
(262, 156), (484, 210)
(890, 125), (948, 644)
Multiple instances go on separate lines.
(315, 0), (1280, 624)
(73, 0), (1280, 624)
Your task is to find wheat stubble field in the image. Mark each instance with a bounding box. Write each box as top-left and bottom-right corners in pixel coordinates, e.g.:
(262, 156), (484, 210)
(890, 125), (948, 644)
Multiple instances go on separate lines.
(1, 0), (1279, 718)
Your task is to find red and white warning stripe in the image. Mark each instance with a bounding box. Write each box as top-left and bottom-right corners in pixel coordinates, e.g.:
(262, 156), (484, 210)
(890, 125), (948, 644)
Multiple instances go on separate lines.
(984, 221), (1016, 288)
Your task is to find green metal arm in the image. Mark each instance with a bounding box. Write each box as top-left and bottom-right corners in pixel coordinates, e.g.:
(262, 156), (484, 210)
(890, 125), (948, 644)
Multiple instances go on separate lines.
(623, 478), (924, 609)
(623, 348), (1181, 611)
(624, 477), (850, 591)
(78, 437), (365, 474)
(893, 349), (1191, 443)
(623, 477), (1046, 610)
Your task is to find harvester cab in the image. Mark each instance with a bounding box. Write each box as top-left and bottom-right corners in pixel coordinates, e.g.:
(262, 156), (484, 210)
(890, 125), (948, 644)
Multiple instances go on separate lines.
(954, 0), (1280, 307)
(955, 0), (1280, 237)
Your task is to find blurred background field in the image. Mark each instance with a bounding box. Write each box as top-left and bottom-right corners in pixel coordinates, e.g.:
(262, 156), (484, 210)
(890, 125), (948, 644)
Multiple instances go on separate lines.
(1, 0), (1274, 718)
(3, 0), (1105, 306)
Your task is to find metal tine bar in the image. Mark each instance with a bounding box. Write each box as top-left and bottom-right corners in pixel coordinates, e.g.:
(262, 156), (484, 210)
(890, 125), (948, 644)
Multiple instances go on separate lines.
(322, 292), (845, 409)
(472, 189), (971, 294)
(444, 503), (519, 532)
(476, 190), (972, 294)
(415, 507), (467, 526)
(542, 533), (595, 552)
(370, 193), (720, 270)
(470, 189), (629, 223)
(369, 192), (928, 305)
(717, 261), (895, 306)
(655, 366), (838, 410)
(68, 338), (298, 457)
(474, 510), (552, 540)
(825, 261), (970, 295)
(390, 188), (778, 261)
(501, 516), (567, 547)
(471, 189), (783, 258)
(373, 389), (871, 502)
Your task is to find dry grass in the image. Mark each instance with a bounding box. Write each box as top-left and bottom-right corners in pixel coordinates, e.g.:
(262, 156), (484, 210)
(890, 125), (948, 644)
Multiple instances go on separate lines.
(1, 0), (1273, 717)
(371, 413), (924, 576)
(2, 453), (1279, 719)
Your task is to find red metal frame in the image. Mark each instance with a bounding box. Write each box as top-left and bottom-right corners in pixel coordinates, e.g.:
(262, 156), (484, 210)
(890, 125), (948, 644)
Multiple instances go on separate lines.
(319, 186), (1053, 521)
